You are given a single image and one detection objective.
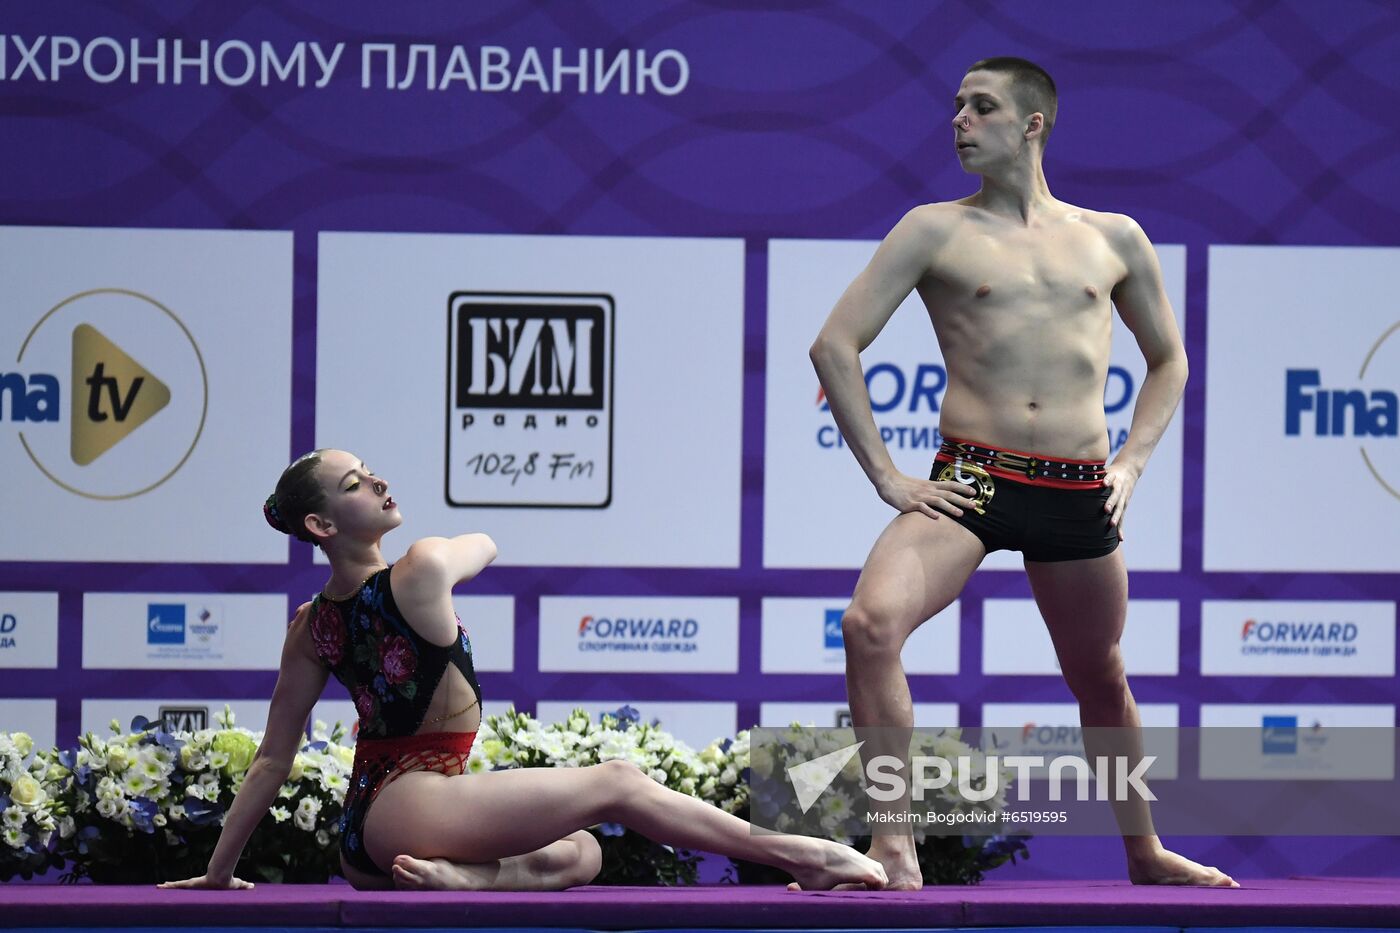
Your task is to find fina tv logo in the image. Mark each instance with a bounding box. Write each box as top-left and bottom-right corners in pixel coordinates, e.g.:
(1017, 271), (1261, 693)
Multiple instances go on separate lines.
(445, 292), (614, 508)
(1240, 618), (1359, 658)
(1284, 321), (1399, 501)
(813, 364), (1136, 454)
(577, 613), (699, 655)
(147, 604), (185, 645)
(1, 288), (208, 500)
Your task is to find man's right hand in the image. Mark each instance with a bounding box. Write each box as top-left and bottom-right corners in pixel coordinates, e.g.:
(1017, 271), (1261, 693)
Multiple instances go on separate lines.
(875, 473), (979, 519)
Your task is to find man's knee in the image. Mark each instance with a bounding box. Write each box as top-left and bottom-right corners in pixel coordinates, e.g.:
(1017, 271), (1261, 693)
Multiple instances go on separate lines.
(1062, 655), (1129, 706)
(842, 602), (907, 657)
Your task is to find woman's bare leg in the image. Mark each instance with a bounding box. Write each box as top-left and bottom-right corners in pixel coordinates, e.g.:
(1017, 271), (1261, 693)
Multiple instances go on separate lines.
(366, 760), (886, 890)
(391, 831), (602, 891)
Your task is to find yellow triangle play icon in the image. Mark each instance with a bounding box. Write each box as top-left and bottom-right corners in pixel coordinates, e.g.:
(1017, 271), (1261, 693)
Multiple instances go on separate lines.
(70, 323), (171, 466)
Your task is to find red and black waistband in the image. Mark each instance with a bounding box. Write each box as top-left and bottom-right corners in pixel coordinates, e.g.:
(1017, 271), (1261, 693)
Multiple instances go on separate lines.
(934, 436), (1107, 489)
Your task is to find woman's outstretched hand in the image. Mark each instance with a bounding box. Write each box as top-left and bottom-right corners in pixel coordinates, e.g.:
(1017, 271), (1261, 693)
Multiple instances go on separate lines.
(157, 874), (255, 890)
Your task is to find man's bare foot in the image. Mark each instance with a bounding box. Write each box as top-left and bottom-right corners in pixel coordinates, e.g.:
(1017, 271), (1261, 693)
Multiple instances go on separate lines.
(860, 838), (923, 891)
(784, 839), (888, 891)
(1128, 845), (1239, 887)
(391, 854), (494, 891)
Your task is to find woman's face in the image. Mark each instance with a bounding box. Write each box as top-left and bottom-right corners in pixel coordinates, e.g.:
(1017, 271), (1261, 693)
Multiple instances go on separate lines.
(309, 449), (402, 545)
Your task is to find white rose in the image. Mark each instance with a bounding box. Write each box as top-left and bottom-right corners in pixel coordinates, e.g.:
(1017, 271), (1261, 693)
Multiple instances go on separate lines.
(12, 733), (33, 758)
(294, 808), (317, 832)
(9, 775), (47, 809)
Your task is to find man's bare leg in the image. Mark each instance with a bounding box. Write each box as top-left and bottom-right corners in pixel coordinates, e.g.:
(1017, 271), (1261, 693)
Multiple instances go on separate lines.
(1026, 550), (1237, 887)
(390, 830), (602, 891)
(844, 512), (985, 891)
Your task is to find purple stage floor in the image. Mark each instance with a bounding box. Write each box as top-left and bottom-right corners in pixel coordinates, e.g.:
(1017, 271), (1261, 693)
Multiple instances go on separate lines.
(2, 878), (1400, 929)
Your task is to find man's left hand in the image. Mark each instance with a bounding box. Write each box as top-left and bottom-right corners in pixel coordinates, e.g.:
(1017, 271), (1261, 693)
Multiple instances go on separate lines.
(1102, 461), (1141, 541)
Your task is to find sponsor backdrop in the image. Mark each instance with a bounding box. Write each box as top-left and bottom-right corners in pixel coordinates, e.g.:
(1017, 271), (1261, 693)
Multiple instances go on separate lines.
(1, 1), (1397, 880)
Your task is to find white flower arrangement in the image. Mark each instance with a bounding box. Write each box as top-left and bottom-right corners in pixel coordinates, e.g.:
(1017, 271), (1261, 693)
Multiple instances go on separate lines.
(42, 709), (354, 883)
(0, 731), (64, 880)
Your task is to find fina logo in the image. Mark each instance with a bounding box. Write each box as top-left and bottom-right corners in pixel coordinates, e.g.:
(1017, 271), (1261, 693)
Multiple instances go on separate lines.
(577, 614), (700, 655)
(814, 364), (1135, 452)
(1, 288), (208, 500)
(1284, 321), (1399, 500)
(147, 604), (186, 645)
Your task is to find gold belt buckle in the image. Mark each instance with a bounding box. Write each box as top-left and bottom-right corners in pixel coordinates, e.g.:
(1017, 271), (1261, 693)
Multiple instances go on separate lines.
(938, 457), (994, 514)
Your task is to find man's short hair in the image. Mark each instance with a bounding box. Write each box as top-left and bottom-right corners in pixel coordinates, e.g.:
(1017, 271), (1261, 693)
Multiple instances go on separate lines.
(967, 56), (1057, 144)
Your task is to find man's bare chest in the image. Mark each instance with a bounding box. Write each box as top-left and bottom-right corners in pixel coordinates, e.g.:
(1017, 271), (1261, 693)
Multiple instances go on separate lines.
(928, 226), (1123, 307)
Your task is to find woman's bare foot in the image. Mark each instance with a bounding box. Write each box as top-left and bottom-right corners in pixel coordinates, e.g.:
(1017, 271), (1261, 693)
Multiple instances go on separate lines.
(785, 838), (889, 891)
(392, 854), (495, 891)
(1128, 845), (1239, 887)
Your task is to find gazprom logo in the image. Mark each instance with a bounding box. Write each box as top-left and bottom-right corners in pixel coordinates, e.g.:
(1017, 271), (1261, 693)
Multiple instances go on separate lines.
(146, 604), (185, 645)
(1262, 715), (1298, 755)
(824, 609), (844, 649)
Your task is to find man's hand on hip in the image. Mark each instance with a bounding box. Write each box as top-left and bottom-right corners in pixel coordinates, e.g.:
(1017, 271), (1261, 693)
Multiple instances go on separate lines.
(876, 472), (979, 520)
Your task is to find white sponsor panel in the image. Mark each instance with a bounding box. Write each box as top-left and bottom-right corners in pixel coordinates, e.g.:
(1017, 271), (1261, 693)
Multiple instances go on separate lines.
(454, 595), (515, 673)
(313, 698), (516, 742)
(1205, 247), (1400, 571)
(982, 599), (1180, 675)
(1199, 704), (1395, 780)
(82, 593), (287, 669)
(760, 597), (959, 674)
(758, 702), (960, 730)
(81, 698), (273, 735)
(0, 592), (59, 669)
(981, 702), (1179, 779)
(317, 233), (743, 567)
(1201, 600), (1395, 677)
(0, 699), (57, 751)
(538, 596), (739, 673)
(536, 701), (736, 751)
(764, 239), (1185, 570)
(0, 226), (292, 563)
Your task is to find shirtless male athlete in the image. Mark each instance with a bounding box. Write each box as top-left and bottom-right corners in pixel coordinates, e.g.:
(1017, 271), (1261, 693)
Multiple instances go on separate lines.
(809, 57), (1237, 888)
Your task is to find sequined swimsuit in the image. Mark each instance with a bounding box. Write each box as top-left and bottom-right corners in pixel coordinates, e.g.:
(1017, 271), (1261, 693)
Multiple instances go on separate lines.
(308, 567), (482, 877)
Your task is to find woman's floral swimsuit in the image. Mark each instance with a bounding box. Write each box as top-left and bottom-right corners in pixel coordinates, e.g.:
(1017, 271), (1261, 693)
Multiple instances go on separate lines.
(309, 567), (482, 877)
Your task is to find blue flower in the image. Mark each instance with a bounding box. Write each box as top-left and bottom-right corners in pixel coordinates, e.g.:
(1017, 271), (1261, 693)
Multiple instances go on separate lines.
(154, 730), (184, 753)
(603, 705), (640, 728)
(183, 796), (224, 827)
(128, 797), (158, 834)
(130, 715), (151, 733)
(596, 822), (626, 837)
